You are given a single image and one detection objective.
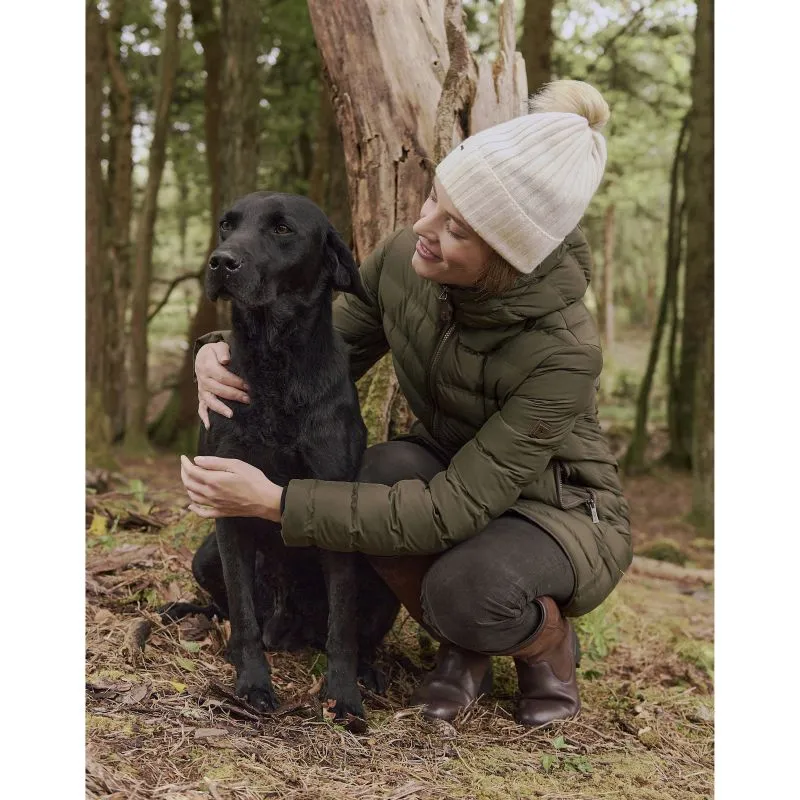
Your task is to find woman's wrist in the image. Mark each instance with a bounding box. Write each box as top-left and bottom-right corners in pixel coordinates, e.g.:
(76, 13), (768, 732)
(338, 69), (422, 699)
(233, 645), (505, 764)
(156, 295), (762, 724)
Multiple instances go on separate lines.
(262, 480), (285, 522)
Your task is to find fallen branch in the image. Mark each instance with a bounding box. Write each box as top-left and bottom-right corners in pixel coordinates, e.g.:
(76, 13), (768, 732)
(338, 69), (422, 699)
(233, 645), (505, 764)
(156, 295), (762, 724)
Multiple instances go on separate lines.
(629, 556), (713, 585)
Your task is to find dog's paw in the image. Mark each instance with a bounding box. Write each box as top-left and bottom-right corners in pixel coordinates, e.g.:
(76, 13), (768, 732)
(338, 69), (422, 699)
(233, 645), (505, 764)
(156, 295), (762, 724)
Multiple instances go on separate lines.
(235, 669), (279, 713)
(243, 685), (279, 713)
(323, 683), (366, 724)
(357, 662), (387, 696)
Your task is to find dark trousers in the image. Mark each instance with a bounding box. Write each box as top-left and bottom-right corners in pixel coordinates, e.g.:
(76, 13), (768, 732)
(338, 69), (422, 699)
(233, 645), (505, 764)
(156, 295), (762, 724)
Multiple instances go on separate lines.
(359, 440), (576, 655)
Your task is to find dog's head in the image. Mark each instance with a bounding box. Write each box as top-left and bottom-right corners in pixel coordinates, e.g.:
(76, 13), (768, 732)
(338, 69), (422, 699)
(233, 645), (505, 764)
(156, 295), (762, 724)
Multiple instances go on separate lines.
(206, 192), (368, 308)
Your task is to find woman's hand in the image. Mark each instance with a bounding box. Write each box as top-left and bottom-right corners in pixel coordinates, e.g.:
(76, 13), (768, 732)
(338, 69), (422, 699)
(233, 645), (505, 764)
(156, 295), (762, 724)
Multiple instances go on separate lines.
(195, 342), (251, 429)
(180, 455), (283, 522)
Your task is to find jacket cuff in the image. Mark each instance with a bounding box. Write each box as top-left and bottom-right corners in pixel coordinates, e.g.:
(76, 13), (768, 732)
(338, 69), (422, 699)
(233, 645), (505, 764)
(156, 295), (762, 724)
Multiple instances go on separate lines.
(192, 330), (231, 383)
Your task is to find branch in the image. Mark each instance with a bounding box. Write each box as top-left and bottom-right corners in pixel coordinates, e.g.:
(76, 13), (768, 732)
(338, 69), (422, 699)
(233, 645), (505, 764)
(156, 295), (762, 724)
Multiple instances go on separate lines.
(147, 269), (204, 323)
(585, 4), (650, 76)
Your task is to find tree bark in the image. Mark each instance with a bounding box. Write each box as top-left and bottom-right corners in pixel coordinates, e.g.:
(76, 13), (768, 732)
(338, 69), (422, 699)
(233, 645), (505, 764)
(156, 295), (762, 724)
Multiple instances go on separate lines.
(307, 0), (527, 443)
(150, 0), (225, 449)
(687, 0), (714, 526)
(624, 115), (689, 473)
(667, 0), (714, 470)
(219, 0), (262, 206)
(520, 0), (554, 96)
(308, 86), (352, 242)
(105, 0), (134, 440)
(124, 0), (182, 451)
(602, 202), (616, 354)
(86, 0), (112, 464)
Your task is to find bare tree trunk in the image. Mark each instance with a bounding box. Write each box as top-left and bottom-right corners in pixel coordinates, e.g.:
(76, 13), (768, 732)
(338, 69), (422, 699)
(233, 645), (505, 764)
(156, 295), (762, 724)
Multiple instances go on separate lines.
(687, 0), (714, 524)
(520, 0), (554, 95)
(150, 0), (224, 449)
(105, 0), (134, 440)
(124, 0), (182, 451)
(602, 202), (616, 354)
(86, 0), (112, 465)
(667, 0), (714, 471)
(307, 0), (527, 443)
(219, 0), (261, 206)
(624, 115), (689, 473)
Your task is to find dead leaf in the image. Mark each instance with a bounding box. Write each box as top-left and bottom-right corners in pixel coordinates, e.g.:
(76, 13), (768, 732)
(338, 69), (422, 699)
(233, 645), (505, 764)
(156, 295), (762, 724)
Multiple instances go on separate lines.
(388, 782), (429, 800)
(88, 545), (158, 575)
(122, 682), (151, 704)
(194, 727), (228, 739)
(94, 608), (116, 626)
(122, 618), (152, 666)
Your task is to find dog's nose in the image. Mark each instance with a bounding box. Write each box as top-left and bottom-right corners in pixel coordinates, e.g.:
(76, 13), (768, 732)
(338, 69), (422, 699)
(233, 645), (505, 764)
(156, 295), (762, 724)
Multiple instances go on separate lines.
(209, 252), (242, 272)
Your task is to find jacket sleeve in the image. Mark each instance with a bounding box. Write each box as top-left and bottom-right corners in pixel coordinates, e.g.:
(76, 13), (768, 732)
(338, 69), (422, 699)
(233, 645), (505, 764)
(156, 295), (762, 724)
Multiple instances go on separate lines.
(279, 343), (602, 555)
(332, 233), (395, 382)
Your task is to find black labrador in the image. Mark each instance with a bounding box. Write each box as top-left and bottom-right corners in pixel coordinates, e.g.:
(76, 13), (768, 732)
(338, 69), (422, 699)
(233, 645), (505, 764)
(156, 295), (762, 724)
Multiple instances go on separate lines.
(180, 192), (399, 721)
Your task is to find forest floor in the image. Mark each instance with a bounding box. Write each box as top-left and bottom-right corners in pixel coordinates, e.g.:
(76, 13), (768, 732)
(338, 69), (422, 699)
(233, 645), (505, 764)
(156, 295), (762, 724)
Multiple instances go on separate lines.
(86, 448), (713, 800)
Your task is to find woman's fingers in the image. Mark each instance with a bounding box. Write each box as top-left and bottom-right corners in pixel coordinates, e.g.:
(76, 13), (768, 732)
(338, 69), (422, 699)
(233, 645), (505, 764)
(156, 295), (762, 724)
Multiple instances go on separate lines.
(201, 377), (250, 404)
(199, 398), (210, 430)
(188, 503), (222, 519)
(200, 391), (234, 419)
(207, 362), (248, 393)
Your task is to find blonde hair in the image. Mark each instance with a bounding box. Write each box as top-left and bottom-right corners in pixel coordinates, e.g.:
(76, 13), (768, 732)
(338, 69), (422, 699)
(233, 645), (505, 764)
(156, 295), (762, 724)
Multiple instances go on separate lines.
(475, 249), (519, 296)
(528, 79), (610, 131)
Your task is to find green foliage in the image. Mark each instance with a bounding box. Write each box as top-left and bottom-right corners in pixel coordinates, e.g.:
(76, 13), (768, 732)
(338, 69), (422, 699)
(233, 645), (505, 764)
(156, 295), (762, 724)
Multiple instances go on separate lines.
(540, 736), (593, 774)
(640, 536), (688, 565)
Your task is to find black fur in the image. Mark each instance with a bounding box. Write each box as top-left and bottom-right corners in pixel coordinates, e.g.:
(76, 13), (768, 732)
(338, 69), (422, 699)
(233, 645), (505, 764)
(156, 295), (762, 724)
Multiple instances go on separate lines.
(188, 192), (399, 718)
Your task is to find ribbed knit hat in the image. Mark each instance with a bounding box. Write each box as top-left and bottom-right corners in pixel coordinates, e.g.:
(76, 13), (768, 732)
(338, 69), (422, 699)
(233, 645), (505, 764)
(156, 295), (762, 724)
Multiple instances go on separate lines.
(435, 80), (609, 274)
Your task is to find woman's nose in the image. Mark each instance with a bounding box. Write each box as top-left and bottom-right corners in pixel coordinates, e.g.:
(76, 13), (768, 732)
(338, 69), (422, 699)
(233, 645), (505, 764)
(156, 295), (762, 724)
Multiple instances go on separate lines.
(413, 204), (439, 240)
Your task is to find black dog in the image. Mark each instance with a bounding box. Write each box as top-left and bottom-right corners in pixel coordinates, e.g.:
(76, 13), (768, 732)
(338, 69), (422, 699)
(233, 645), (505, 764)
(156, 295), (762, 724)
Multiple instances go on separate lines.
(183, 192), (399, 720)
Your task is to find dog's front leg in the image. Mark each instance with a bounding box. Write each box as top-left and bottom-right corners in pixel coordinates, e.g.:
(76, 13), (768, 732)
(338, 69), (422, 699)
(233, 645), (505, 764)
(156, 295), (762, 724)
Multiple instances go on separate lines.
(216, 518), (278, 711)
(320, 550), (364, 720)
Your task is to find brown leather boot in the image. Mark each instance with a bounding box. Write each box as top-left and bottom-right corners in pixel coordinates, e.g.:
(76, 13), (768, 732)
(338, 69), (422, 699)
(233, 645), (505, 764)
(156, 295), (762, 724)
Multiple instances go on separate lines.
(368, 554), (491, 722)
(410, 642), (491, 721)
(511, 596), (581, 728)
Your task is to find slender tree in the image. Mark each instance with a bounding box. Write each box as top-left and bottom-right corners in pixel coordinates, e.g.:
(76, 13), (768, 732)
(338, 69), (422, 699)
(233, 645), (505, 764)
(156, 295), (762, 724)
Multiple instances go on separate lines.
(105, 0), (134, 440)
(686, 0), (714, 527)
(624, 114), (689, 473)
(125, 0), (182, 450)
(150, 0), (225, 448)
(86, 0), (112, 463)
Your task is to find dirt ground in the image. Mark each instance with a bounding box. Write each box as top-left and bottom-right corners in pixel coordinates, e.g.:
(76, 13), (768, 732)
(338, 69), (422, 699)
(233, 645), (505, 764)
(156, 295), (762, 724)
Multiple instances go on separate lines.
(86, 454), (713, 800)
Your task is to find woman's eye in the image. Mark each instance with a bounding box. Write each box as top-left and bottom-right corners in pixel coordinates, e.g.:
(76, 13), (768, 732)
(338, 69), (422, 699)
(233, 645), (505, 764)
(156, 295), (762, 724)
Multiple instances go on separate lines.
(220, 220), (232, 232)
(275, 224), (291, 235)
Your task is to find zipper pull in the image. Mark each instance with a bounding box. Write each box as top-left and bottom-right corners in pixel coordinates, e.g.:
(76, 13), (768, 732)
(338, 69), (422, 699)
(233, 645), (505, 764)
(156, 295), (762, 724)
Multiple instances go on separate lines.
(438, 287), (452, 324)
(587, 495), (600, 524)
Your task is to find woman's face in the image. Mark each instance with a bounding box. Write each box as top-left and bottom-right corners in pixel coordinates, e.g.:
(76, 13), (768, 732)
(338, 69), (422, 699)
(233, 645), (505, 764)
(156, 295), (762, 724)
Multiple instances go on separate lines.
(411, 178), (493, 287)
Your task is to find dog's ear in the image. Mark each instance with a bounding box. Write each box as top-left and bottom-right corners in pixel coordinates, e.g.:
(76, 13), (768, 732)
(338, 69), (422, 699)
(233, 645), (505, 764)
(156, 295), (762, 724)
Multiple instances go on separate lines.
(325, 227), (370, 304)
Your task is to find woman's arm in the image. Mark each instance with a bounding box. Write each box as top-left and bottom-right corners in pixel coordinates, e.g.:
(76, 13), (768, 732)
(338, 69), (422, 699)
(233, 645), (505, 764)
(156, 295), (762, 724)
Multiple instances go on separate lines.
(280, 343), (602, 555)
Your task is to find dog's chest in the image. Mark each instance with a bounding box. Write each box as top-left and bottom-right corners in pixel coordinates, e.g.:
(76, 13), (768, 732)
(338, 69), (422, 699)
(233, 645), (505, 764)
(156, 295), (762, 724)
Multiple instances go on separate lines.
(205, 397), (308, 484)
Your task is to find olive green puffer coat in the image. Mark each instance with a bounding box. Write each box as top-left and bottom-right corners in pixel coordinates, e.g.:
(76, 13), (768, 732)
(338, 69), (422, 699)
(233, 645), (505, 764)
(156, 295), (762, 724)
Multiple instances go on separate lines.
(198, 226), (632, 617)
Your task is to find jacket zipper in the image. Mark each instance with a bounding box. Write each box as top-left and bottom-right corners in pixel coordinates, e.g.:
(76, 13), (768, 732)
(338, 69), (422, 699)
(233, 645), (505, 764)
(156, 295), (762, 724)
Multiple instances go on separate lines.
(556, 462), (600, 524)
(428, 288), (456, 440)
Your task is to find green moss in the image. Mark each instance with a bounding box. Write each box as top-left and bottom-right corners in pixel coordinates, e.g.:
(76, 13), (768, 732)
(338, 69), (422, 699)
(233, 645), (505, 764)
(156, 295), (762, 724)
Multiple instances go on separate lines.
(639, 537), (688, 565)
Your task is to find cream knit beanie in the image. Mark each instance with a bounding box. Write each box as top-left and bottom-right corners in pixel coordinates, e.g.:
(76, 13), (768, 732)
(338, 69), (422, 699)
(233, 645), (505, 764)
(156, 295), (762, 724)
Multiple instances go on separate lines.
(435, 80), (610, 274)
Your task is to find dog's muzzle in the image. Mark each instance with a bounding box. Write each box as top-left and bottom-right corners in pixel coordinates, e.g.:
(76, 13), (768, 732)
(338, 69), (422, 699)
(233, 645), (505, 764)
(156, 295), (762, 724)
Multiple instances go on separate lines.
(208, 251), (242, 272)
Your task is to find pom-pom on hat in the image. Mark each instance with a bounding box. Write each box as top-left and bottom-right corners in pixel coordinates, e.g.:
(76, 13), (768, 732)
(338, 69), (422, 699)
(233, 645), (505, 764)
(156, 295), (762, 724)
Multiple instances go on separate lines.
(435, 80), (610, 274)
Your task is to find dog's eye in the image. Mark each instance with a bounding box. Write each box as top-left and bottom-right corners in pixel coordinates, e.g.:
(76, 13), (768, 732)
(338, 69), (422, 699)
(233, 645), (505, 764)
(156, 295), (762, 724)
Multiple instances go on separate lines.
(274, 224), (292, 235)
(220, 220), (232, 232)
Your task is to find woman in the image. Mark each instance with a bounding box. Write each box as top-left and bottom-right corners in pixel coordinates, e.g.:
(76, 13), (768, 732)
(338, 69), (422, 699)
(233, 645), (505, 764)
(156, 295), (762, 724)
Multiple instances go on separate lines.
(180, 80), (632, 728)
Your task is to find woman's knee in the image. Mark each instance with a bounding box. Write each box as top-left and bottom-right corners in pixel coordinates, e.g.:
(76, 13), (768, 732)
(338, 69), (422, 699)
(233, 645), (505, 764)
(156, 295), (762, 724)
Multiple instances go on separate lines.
(358, 440), (444, 486)
(420, 552), (542, 655)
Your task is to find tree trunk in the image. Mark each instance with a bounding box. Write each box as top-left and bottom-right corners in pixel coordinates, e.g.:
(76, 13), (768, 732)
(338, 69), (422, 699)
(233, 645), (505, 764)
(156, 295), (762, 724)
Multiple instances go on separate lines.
(667, 0), (714, 470)
(308, 86), (352, 243)
(624, 115), (689, 473)
(520, 0), (554, 95)
(687, 0), (714, 524)
(602, 202), (616, 354)
(219, 0), (262, 206)
(307, 0), (527, 443)
(150, 0), (224, 449)
(86, 0), (112, 465)
(124, 0), (182, 451)
(105, 0), (134, 440)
